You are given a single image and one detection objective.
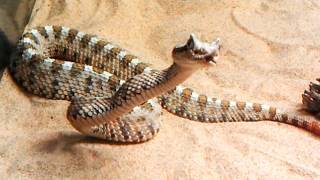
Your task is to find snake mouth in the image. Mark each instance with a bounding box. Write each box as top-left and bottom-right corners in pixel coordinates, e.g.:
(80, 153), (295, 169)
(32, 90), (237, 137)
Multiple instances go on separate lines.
(190, 47), (217, 63)
(173, 33), (221, 64)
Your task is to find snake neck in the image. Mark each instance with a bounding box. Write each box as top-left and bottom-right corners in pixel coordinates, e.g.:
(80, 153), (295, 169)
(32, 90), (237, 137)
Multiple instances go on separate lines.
(101, 62), (197, 121)
(163, 62), (196, 87)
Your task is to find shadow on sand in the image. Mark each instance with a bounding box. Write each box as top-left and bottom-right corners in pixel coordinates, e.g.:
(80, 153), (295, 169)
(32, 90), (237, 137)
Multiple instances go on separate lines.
(36, 132), (145, 154)
(0, 30), (12, 79)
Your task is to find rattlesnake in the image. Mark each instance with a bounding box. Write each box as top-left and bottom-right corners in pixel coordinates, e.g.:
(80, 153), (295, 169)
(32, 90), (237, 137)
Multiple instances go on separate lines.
(9, 25), (320, 143)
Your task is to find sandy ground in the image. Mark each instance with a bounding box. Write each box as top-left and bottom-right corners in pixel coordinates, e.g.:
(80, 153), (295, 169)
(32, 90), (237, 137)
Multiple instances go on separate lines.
(1, 0), (320, 179)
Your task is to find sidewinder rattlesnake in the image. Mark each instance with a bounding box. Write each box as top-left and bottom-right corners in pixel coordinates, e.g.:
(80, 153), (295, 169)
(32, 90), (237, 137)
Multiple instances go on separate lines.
(9, 25), (320, 143)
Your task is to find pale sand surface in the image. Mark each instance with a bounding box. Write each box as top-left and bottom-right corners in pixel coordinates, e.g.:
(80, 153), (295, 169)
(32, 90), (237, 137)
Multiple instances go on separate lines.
(1, 0), (320, 179)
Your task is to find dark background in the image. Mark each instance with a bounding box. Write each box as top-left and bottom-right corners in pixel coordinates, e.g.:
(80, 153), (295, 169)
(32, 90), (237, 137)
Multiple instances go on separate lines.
(0, 0), (35, 79)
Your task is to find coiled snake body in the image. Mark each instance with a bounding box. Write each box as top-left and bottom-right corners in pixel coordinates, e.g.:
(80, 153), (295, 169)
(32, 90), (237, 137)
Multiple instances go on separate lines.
(9, 26), (320, 143)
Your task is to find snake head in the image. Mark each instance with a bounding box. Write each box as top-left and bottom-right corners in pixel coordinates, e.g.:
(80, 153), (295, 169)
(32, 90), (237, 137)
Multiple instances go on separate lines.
(172, 33), (221, 67)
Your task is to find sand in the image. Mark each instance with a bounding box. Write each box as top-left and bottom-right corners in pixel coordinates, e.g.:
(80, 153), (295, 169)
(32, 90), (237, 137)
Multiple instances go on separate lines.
(1, 0), (320, 179)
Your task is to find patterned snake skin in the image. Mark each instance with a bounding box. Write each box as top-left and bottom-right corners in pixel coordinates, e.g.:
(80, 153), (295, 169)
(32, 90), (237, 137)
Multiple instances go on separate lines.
(9, 25), (320, 143)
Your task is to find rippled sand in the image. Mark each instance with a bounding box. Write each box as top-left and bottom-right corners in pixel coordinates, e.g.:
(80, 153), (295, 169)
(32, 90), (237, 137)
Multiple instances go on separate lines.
(1, 0), (320, 179)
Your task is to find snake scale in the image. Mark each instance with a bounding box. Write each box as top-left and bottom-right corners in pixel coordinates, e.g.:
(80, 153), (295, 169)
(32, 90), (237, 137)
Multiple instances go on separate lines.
(9, 25), (320, 143)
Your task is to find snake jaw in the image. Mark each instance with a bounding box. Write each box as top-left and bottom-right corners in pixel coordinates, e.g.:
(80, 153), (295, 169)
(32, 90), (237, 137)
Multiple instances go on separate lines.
(173, 33), (221, 65)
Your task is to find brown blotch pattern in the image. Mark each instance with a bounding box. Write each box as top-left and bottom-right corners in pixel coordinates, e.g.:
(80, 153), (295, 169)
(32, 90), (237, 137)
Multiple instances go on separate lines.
(92, 66), (104, 74)
(52, 25), (62, 39)
(22, 43), (36, 50)
(36, 27), (48, 38)
(141, 102), (154, 112)
(123, 54), (137, 65)
(291, 118), (299, 126)
(135, 63), (148, 74)
(268, 107), (277, 119)
(94, 40), (108, 56)
(221, 100), (230, 110)
(80, 34), (93, 48)
(50, 60), (64, 74)
(23, 33), (38, 44)
(253, 103), (262, 112)
(108, 75), (120, 91)
(236, 101), (246, 110)
(302, 120), (309, 129)
(197, 95), (207, 108)
(281, 113), (289, 122)
(67, 29), (78, 43)
(31, 54), (44, 62)
(70, 63), (85, 76)
(109, 47), (122, 59)
(110, 47), (122, 53)
(182, 88), (192, 102)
